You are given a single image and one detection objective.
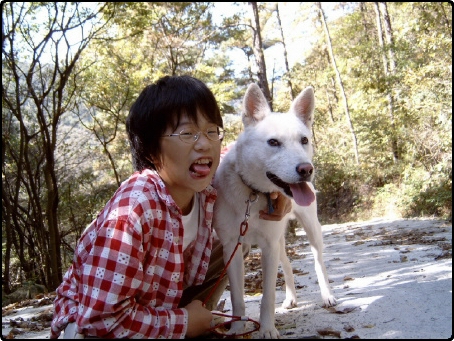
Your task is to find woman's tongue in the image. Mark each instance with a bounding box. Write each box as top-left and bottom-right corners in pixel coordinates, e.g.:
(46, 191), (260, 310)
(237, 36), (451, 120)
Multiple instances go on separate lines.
(190, 163), (210, 177)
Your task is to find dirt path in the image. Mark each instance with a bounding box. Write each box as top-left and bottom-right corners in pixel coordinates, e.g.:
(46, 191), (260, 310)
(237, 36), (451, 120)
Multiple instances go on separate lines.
(2, 217), (452, 339)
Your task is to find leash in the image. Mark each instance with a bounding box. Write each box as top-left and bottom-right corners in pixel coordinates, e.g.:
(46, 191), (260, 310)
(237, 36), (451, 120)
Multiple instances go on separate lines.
(202, 191), (261, 338)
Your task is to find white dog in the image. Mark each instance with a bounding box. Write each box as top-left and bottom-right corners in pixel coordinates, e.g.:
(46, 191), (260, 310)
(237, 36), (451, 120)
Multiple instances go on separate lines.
(212, 84), (336, 338)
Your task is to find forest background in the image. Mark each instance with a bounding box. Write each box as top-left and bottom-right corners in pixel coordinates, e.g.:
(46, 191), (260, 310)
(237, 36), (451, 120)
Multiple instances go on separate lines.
(2, 2), (452, 298)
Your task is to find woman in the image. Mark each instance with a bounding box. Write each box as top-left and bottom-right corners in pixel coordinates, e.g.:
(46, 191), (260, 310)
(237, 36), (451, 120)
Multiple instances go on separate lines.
(50, 75), (290, 339)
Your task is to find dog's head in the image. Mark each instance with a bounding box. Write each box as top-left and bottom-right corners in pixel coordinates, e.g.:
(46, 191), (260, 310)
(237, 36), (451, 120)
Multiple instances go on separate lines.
(236, 83), (316, 206)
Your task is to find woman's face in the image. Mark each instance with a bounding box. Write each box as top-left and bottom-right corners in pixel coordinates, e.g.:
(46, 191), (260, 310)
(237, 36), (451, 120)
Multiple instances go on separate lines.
(156, 111), (222, 212)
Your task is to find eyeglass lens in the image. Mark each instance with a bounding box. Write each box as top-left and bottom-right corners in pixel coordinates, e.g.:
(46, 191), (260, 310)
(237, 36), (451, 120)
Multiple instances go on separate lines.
(180, 127), (224, 142)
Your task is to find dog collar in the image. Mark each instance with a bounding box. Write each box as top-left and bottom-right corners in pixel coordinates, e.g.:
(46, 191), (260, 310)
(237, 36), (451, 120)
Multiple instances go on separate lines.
(237, 173), (275, 214)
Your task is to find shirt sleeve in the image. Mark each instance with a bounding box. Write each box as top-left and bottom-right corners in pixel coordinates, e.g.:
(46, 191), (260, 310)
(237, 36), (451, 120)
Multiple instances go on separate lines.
(75, 218), (188, 339)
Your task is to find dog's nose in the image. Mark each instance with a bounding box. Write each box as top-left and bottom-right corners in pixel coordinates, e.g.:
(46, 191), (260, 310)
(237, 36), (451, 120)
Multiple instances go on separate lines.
(296, 163), (313, 180)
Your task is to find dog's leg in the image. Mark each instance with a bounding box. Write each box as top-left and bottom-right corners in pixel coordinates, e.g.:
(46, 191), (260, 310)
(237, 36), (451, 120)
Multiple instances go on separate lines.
(279, 234), (298, 309)
(259, 242), (282, 339)
(292, 204), (337, 307)
(223, 242), (248, 336)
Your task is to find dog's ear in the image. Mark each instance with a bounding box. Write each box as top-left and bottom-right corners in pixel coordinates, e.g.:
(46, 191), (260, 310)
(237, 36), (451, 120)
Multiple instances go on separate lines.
(290, 86), (315, 127)
(242, 83), (271, 126)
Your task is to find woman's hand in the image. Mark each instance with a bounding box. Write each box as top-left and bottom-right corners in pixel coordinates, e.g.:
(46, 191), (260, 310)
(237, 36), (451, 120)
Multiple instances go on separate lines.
(259, 192), (292, 221)
(184, 300), (212, 338)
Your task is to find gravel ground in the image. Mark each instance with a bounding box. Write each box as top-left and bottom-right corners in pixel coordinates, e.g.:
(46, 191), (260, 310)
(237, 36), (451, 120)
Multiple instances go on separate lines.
(2, 217), (452, 339)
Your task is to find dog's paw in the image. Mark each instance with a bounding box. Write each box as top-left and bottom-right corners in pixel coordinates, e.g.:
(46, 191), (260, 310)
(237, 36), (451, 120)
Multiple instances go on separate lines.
(322, 294), (337, 307)
(226, 321), (246, 337)
(282, 297), (298, 309)
(259, 326), (281, 339)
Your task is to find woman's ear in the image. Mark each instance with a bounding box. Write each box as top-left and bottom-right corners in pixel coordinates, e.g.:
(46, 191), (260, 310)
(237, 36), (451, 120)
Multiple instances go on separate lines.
(148, 156), (160, 170)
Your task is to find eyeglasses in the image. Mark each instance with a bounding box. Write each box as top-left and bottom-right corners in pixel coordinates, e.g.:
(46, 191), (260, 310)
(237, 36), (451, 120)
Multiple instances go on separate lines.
(163, 126), (225, 144)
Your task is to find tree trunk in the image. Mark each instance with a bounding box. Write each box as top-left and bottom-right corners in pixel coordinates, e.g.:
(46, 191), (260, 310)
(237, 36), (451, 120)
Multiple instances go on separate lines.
(374, 2), (399, 163)
(325, 88), (335, 123)
(316, 2), (360, 164)
(79, 113), (122, 188)
(249, 2), (273, 110)
(1, 184), (13, 294)
(44, 155), (62, 288)
(275, 3), (294, 100)
(359, 2), (370, 42)
(437, 2), (452, 38)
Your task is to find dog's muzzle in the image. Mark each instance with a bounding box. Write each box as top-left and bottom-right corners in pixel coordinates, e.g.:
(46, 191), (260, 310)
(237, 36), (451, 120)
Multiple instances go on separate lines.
(266, 163), (315, 206)
(266, 172), (293, 197)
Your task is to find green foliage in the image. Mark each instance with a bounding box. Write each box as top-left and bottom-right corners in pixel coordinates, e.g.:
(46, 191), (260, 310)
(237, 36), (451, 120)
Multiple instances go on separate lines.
(372, 162), (452, 220)
(222, 114), (243, 145)
(290, 1), (452, 223)
(313, 159), (379, 224)
(315, 157), (452, 224)
(398, 163), (452, 218)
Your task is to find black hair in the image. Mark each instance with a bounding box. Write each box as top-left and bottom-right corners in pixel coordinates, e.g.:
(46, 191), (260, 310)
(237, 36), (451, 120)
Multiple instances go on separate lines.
(126, 75), (223, 171)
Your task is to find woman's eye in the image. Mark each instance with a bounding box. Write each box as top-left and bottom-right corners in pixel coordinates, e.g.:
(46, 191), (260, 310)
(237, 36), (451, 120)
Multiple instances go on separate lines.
(180, 127), (197, 135)
(267, 139), (281, 147)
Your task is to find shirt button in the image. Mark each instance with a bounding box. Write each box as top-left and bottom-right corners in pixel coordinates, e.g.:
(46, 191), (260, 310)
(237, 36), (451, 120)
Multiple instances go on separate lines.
(174, 237), (179, 244)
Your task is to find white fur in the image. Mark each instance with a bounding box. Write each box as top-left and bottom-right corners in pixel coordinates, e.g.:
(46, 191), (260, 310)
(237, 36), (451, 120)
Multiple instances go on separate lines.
(213, 84), (336, 339)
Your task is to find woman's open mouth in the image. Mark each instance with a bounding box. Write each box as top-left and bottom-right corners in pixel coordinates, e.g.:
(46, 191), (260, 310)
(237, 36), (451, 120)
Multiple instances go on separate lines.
(190, 158), (212, 177)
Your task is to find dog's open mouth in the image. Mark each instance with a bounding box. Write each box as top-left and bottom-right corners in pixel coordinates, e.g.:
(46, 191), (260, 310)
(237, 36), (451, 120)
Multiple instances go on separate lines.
(266, 172), (315, 206)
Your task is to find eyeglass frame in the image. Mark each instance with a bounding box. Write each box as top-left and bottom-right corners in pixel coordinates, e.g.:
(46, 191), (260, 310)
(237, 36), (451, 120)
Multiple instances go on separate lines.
(162, 126), (225, 144)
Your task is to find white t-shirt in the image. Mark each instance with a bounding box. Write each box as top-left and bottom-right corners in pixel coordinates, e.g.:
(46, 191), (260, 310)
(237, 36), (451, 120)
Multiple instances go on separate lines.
(181, 193), (200, 250)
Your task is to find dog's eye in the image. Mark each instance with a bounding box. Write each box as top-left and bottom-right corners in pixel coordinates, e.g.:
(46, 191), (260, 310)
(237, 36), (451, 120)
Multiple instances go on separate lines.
(267, 139), (281, 147)
(301, 137), (309, 145)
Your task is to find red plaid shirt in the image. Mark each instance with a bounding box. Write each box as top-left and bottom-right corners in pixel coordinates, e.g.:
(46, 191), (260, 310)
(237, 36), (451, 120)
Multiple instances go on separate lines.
(50, 169), (217, 339)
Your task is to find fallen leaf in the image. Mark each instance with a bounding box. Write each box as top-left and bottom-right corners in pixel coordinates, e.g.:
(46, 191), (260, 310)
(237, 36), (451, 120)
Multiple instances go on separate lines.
(337, 306), (357, 314)
(295, 284), (307, 289)
(324, 306), (357, 314)
(4, 332), (15, 339)
(363, 324), (375, 328)
(216, 299), (226, 312)
(344, 324), (355, 332)
(317, 328), (342, 338)
(324, 306), (337, 313)
(276, 322), (296, 330)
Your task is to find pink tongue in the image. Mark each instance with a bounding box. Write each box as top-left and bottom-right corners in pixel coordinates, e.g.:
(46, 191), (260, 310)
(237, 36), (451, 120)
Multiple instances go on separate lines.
(191, 164), (210, 176)
(289, 182), (315, 206)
